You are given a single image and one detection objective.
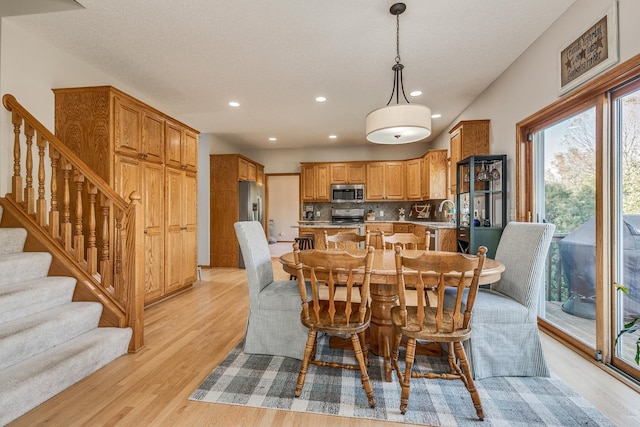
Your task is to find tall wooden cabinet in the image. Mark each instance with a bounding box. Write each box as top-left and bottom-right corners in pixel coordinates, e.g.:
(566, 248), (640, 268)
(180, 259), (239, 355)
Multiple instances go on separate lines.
(210, 154), (265, 268)
(448, 120), (490, 196)
(301, 163), (330, 201)
(53, 86), (199, 304)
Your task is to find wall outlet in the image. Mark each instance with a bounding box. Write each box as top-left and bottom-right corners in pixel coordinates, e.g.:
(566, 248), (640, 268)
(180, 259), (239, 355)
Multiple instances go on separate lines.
(379, 210), (384, 217)
(315, 211), (320, 217)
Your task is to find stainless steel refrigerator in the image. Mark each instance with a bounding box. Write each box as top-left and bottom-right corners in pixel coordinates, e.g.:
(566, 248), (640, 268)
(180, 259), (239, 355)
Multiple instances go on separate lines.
(238, 180), (264, 268)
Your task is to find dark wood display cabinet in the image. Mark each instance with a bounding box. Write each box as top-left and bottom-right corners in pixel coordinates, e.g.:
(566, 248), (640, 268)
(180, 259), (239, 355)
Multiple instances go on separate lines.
(456, 155), (507, 259)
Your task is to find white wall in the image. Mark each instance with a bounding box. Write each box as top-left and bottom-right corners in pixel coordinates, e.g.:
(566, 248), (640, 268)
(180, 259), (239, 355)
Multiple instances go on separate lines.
(0, 19), (187, 195)
(429, 0), (640, 216)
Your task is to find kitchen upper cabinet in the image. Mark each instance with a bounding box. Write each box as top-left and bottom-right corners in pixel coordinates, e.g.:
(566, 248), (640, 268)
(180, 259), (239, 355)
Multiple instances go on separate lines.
(449, 120), (489, 195)
(166, 121), (198, 171)
(405, 158), (422, 200)
(301, 163), (330, 201)
(422, 149), (448, 200)
(366, 162), (405, 200)
(142, 111), (165, 164)
(114, 96), (142, 158)
(330, 163), (365, 184)
(237, 156), (260, 182)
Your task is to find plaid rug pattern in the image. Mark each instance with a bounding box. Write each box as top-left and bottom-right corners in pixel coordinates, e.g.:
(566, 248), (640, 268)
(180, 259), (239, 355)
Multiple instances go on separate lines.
(190, 337), (613, 426)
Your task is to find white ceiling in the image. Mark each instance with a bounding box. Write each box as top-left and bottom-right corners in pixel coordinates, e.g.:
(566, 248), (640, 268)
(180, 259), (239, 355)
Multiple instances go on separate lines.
(4, 0), (576, 150)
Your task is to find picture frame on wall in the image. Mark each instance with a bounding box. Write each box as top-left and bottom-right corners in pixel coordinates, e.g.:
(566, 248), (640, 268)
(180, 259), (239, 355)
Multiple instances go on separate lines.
(559, 1), (619, 95)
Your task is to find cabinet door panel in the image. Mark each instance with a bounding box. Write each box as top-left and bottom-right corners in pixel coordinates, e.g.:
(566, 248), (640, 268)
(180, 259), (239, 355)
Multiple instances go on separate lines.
(315, 165), (330, 201)
(405, 159), (421, 200)
(143, 163), (164, 301)
(114, 155), (140, 200)
(183, 130), (198, 171)
(165, 168), (184, 292)
(142, 112), (165, 164)
(114, 97), (142, 157)
(165, 121), (183, 169)
(347, 164), (366, 183)
(330, 163), (348, 184)
(385, 162), (405, 200)
(366, 163), (385, 200)
(183, 172), (198, 284)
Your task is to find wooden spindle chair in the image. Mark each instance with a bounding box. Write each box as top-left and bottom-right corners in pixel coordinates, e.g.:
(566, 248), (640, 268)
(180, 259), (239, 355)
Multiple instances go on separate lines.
(391, 245), (487, 419)
(382, 231), (430, 250)
(293, 245), (376, 408)
(324, 230), (370, 250)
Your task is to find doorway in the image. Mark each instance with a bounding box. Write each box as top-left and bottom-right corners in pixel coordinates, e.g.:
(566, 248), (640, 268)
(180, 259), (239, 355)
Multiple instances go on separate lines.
(265, 174), (300, 243)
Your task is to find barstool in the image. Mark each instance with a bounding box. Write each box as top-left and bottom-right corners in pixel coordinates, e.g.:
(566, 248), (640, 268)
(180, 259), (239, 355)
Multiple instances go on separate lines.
(294, 234), (315, 250)
(291, 234), (315, 279)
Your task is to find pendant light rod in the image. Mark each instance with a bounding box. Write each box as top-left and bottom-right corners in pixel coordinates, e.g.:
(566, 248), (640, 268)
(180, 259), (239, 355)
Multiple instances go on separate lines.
(365, 2), (432, 145)
(387, 3), (409, 106)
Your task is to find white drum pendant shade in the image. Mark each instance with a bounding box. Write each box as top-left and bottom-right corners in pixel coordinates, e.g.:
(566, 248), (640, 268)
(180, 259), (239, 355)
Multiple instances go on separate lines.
(366, 104), (432, 144)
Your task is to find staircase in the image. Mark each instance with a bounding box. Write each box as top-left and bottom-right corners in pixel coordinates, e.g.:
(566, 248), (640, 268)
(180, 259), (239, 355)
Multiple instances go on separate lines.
(0, 205), (132, 425)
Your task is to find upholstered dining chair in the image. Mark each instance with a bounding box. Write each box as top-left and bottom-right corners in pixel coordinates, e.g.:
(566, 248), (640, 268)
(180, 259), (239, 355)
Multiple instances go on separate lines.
(391, 246), (487, 419)
(444, 222), (555, 379)
(324, 230), (370, 250)
(234, 221), (310, 360)
(292, 245), (376, 408)
(382, 232), (430, 250)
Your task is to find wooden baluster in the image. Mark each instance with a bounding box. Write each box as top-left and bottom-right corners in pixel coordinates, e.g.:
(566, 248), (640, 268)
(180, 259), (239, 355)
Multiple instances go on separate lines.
(36, 132), (47, 226)
(73, 169), (86, 263)
(11, 110), (23, 203)
(114, 209), (124, 303)
(49, 147), (60, 239)
(86, 183), (98, 275)
(61, 158), (73, 251)
(100, 193), (113, 291)
(24, 123), (35, 214)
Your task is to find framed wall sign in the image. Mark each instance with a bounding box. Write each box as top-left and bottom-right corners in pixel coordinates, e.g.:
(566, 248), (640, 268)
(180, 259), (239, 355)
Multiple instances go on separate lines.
(559, 2), (619, 95)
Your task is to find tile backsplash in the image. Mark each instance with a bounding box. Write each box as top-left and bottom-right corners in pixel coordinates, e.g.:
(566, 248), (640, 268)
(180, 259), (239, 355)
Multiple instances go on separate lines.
(302, 199), (451, 222)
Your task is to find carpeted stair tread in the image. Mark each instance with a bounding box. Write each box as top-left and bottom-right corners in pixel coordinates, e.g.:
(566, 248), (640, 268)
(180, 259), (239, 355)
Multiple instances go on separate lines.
(0, 276), (76, 323)
(0, 326), (132, 426)
(0, 228), (27, 255)
(0, 301), (103, 371)
(0, 252), (52, 287)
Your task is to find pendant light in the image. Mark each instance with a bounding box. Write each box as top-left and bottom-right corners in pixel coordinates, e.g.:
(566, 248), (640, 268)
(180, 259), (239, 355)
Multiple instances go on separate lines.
(366, 2), (431, 144)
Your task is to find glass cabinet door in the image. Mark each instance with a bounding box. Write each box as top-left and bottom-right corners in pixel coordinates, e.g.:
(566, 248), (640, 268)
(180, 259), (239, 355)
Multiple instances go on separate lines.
(456, 155), (507, 258)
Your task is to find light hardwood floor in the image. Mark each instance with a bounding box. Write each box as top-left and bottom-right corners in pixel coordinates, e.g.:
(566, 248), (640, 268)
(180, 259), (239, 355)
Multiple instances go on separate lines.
(8, 259), (640, 427)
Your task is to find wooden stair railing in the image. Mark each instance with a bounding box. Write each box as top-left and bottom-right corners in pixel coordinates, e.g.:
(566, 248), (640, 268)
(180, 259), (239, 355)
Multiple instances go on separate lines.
(2, 94), (144, 352)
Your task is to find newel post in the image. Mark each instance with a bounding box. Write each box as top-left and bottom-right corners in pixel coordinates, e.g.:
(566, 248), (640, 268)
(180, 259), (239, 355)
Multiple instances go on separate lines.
(126, 191), (145, 352)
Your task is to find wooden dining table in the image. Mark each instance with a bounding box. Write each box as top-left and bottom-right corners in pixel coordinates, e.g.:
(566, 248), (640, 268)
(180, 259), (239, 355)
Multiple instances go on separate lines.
(279, 248), (505, 382)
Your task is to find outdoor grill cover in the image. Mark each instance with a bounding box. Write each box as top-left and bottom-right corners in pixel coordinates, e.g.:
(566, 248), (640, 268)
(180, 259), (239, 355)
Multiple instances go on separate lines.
(559, 215), (640, 317)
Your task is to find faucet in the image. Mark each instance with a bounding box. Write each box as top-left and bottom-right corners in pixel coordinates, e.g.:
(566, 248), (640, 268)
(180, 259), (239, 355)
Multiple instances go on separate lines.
(438, 199), (456, 224)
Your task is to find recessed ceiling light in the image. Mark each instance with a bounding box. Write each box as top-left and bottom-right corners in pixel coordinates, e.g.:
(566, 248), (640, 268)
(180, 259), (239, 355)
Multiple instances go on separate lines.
(268, 137), (277, 141)
(431, 113), (442, 119)
(315, 96), (327, 102)
(409, 90), (422, 97)
(329, 135), (337, 139)
(228, 101), (240, 107)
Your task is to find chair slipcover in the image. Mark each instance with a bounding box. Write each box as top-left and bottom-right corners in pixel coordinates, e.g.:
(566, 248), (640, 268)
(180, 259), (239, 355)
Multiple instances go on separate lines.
(444, 222), (555, 379)
(234, 221), (309, 360)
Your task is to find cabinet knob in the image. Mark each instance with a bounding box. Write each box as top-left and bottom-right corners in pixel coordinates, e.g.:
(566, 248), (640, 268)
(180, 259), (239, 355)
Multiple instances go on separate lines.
(181, 165), (187, 170)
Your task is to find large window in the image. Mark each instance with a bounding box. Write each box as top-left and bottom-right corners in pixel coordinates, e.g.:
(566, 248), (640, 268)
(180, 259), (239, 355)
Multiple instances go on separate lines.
(517, 54), (640, 381)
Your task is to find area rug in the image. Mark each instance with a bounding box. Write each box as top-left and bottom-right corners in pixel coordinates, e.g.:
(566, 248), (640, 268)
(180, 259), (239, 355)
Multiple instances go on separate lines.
(190, 337), (613, 426)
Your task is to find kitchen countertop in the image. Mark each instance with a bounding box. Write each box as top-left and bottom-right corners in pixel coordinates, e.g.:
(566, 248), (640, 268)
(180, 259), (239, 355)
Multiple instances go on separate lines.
(295, 220), (456, 229)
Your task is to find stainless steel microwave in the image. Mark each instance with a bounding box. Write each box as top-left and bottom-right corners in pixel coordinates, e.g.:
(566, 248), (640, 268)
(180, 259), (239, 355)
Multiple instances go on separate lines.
(331, 184), (365, 203)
